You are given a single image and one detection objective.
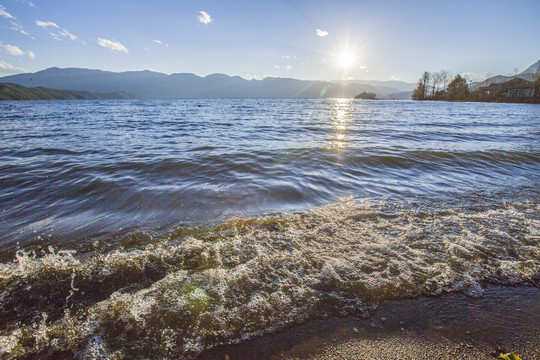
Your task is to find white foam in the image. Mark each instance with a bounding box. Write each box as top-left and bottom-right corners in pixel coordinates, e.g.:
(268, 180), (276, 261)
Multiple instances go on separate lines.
(0, 197), (538, 358)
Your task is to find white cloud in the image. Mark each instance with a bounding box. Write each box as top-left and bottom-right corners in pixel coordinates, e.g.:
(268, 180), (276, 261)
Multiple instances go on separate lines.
(198, 10), (212, 24)
(0, 5), (15, 18)
(274, 65), (280, 69)
(461, 72), (484, 82)
(36, 21), (77, 41)
(59, 28), (77, 40)
(390, 74), (400, 81)
(10, 21), (31, 37)
(316, 28), (328, 37)
(0, 43), (35, 58)
(16, 0), (35, 7)
(285, 65), (293, 70)
(97, 37), (128, 53)
(2, 44), (23, 56)
(243, 74), (268, 80)
(152, 39), (168, 47)
(0, 60), (27, 75)
(36, 20), (59, 28)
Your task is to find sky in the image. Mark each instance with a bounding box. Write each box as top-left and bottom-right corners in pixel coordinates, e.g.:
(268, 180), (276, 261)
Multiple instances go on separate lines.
(0, 0), (539, 83)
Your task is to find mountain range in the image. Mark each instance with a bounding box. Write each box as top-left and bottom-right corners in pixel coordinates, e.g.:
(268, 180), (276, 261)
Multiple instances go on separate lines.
(470, 59), (540, 90)
(0, 68), (415, 99)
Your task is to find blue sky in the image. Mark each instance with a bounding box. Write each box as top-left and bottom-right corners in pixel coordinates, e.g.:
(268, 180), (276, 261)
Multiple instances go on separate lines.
(0, 0), (539, 83)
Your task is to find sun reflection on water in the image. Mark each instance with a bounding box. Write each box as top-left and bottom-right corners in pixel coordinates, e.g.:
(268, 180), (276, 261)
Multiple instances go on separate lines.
(330, 98), (354, 150)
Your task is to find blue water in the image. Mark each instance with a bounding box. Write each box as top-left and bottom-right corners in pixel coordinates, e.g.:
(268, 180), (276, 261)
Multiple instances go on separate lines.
(1, 99), (538, 250)
(0, 99), (538, 359)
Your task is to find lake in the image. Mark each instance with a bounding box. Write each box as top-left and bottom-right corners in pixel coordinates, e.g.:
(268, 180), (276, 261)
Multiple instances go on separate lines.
(0, 99), (538, 358)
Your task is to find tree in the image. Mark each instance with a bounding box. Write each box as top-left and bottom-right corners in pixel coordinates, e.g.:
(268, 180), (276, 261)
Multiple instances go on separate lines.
(440, 70), (451, 90)
(412, 72), (430, 100)
(421, 71), (431, 98)
(354, 91), (376, 99)
(412, 79), (425, 100)
(432, 71), (444, 95)
(446, 75), (469, 101)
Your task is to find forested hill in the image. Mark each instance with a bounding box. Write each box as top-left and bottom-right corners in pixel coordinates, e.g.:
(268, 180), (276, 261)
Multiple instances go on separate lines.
(0, 82), (134, 100)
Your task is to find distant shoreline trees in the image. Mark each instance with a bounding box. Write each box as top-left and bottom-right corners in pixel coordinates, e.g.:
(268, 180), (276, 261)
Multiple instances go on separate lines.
(412, 71), (540, 103)
(412, 70), (451, 100)
(354, 91), (376, 100)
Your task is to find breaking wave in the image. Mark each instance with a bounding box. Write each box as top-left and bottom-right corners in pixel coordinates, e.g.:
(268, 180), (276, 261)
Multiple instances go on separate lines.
(1, 195), (538, 359)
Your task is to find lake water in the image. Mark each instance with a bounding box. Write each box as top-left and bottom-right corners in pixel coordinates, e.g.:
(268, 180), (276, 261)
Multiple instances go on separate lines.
(0, 99), (538, 358)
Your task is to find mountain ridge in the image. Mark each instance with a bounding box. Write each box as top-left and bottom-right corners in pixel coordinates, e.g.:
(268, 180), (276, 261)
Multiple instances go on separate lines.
(0, 67), (415, 99)
(470, 59), (539, 90)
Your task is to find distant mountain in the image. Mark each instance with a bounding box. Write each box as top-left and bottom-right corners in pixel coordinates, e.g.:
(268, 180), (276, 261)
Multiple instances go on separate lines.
(0, 67), (416, 99)
(470, 59), (540, 90)
(520, 59), (540, 75)
(0, 82), (133, 100)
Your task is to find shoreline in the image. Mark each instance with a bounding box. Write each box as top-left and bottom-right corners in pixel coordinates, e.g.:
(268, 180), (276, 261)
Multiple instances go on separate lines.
(199, 286), (540, 360)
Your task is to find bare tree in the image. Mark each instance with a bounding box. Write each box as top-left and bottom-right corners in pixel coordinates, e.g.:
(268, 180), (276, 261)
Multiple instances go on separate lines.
(422, 71), (431, 99)
(440, 70), (451, 90)
(433, 71), (444, 94)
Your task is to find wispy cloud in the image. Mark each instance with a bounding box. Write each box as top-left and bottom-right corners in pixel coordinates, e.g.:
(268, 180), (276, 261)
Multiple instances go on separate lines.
(316, 28), (328, 37)
(16, 0), (35, 7)
(0, 43), (35, 58)
(97, 38), (128, 53)
(198, 10), (212, 24)
(0, 60), (27, 75)
(0, 4), (15, 19)
(152, 39), (168, 47)
(275, 64), (293, 70)
(10, 21), (31, 37)
(59, 28), (77, 40)
(390, 74), (400, 81)
(36, 20), (59, 28)
(36, 20), (77, 41)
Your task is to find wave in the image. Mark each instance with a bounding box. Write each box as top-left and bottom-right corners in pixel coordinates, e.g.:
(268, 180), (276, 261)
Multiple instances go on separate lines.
(4, 148), (538, 181)
(0, 195), (538, 358)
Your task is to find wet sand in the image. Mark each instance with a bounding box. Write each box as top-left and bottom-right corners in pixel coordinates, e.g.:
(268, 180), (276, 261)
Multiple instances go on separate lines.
(199, 286), (540, 360)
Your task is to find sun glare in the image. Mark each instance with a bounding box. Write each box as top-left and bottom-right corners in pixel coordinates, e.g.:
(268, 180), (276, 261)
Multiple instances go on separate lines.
(337, 52), (355, 69)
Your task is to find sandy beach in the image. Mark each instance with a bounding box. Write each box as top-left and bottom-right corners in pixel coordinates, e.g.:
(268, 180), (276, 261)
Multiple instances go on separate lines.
(199, 286), (540, 360)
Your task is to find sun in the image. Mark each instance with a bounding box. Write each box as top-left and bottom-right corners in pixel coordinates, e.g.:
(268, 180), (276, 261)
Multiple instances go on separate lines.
(337, 51), (355, 69)
(326, 37), (366, 78)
